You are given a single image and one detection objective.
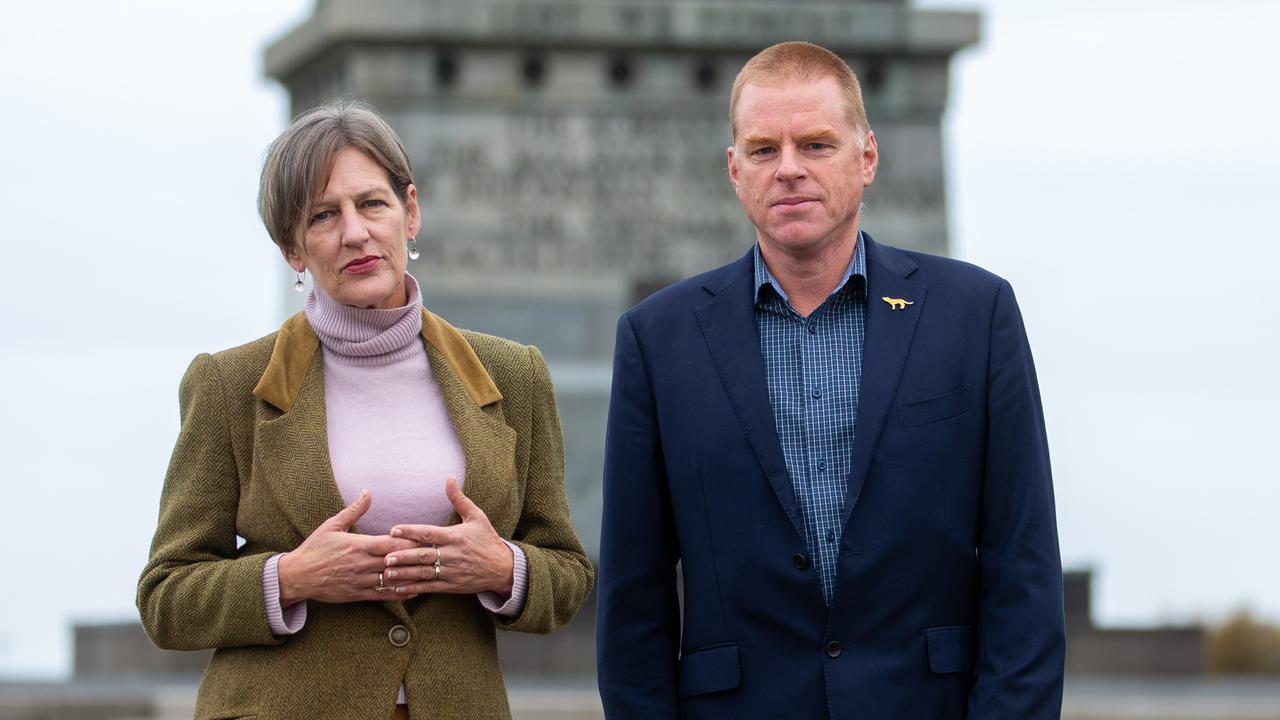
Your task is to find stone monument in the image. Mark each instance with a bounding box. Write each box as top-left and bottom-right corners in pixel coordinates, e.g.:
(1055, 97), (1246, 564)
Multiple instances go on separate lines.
(265, 0), (979, 558)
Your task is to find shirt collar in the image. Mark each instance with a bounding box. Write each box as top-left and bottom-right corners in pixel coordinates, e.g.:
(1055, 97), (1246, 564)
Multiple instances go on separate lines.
(753, 230), (867, 306)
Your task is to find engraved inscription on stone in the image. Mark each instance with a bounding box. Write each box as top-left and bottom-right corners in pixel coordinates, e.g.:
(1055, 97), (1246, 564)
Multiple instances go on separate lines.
(414, 110), (751, 279)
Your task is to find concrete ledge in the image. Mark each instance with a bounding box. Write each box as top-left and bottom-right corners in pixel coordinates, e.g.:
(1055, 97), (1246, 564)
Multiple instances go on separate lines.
(266, 0), (979, 79)
(1064, 677), (1280, 720)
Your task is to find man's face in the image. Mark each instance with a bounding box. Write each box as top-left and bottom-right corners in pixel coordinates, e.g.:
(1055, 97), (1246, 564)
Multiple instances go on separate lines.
(728, 77), (878, 259)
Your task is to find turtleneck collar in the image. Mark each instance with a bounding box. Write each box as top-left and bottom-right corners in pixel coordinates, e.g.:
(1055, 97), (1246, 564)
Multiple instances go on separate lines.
(304, 274), (425, 365)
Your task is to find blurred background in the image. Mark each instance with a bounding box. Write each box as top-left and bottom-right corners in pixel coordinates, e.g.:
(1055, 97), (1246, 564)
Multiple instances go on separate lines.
(1, 0), (1278, 717)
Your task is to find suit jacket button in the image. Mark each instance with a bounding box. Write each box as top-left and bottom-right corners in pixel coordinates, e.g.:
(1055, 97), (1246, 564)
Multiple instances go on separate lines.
(825, 641), (842, 658)
(792, 553), (808, 570)
(389, 625), (411, 647)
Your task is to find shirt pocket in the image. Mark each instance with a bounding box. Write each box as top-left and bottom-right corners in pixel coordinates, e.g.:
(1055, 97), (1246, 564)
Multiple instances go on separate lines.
(897, 383), (976, 429)
(678, 642), (742, 698)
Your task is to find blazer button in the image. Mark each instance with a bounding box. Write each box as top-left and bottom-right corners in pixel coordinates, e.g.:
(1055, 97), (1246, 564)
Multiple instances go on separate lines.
(792, 553), (808, 570)
(825, 641), (842, 658)
(388, 625), (411, 647)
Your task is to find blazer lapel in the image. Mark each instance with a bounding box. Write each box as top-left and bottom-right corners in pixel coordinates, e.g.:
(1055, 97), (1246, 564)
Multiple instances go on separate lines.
(842, 236), (926, 528)
(420, 311), (519, 534)
(695, 251), (805, 542)
(252, 315), (347, 543)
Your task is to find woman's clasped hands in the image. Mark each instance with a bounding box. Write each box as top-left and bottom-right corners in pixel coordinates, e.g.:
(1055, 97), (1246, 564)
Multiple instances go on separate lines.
(275, 478), (515, 607)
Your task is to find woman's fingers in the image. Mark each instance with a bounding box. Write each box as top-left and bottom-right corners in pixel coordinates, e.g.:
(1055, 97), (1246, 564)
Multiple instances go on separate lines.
(444, 476), (487, 524)
(366, 571), (421, 600)
(386, 556), (493, 595)
(385, 561), (443, 582)
(362, 534), (421, 557)
(390, 523), (447, 545)
(383, 543), (442, 569)
(392, 576), (459, 595)
(420, 545), (441, 565)
(282, 526), (434, 604)
(322, 489), (372, 532)
(384, 527), (511, 595)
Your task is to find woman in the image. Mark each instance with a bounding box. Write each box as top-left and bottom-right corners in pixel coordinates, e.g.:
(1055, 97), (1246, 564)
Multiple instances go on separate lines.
(137, 100), (593, 720)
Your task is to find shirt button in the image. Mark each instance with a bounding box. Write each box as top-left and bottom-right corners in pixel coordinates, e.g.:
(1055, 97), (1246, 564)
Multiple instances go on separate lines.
(825, 529), (836, 543)
(826, 641), (842, 658)
(388, 625), (411, 647)
(792, 553), (809, 570)
(807, 321), (817, 334)
(811, 388), (822, 399)
(817, 459), (827, 471)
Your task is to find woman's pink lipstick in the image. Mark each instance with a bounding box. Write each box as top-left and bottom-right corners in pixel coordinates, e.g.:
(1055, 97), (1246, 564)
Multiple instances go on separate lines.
(344, 256), (380, 274)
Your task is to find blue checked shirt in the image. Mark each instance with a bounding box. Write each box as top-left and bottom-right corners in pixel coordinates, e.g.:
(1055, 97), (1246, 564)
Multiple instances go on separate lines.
(754, 234), (867, 604)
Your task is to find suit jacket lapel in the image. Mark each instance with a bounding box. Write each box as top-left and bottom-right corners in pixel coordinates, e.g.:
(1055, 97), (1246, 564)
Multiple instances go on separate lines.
(252, 316), (347, 543)
(695, 251), (806, 541)
(843, 236), (926, 528)
(426, 345), (519, 533)
(420, 311), (519, 534)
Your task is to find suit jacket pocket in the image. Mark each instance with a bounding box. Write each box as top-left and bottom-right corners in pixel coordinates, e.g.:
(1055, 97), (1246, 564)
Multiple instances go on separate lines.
(678, 643), (741, 698)
(898, 383), (976, 428)
(925, 625), (975, 674)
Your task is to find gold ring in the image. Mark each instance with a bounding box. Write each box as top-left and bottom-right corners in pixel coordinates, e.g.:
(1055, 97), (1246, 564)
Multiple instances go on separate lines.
(376, 572), (389, 593)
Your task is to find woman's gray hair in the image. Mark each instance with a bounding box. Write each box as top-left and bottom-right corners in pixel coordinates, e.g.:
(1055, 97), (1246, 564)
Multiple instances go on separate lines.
(258, 99), (414, 251)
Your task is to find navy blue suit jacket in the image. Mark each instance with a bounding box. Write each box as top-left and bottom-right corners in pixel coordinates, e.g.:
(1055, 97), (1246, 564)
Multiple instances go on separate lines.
(596, 235), (1065, 719)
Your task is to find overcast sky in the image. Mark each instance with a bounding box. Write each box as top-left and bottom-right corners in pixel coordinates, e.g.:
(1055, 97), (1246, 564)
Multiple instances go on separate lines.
(1, 0), (1277, 677)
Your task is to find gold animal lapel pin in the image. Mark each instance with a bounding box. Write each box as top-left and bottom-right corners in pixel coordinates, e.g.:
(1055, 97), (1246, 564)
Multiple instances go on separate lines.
(881, 296), (914, 311)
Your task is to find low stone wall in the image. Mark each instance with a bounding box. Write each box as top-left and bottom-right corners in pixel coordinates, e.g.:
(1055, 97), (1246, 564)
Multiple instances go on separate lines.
(1068, 627), (1209, 676)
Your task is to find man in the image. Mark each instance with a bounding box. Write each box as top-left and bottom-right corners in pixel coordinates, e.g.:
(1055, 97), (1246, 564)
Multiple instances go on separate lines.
(596, 41), (1065, 719)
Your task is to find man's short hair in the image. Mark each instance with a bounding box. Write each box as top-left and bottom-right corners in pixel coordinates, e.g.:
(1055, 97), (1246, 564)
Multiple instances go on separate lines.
(258, 99), (414, 252)
(729, 41), (870, 141)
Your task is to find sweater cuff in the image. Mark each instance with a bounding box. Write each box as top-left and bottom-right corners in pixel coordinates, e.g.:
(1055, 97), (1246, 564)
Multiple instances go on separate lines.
(478, 540), (528, 617)
(263, 554), (307, 635)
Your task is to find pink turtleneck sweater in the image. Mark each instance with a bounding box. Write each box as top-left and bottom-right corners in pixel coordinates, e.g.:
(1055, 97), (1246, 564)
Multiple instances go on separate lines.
(261, 274), (529, 645)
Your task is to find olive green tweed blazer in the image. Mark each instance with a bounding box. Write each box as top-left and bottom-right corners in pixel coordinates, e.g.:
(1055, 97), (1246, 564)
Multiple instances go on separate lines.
(137, 309), (594, 720)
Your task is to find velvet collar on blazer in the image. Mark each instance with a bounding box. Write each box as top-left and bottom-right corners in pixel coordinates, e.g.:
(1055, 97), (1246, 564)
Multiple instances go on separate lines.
(251, 308), (502, 412)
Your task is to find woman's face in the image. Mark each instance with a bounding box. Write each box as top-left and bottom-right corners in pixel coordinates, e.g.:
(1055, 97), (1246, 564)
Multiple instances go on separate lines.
(284, 147), (420, 309)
